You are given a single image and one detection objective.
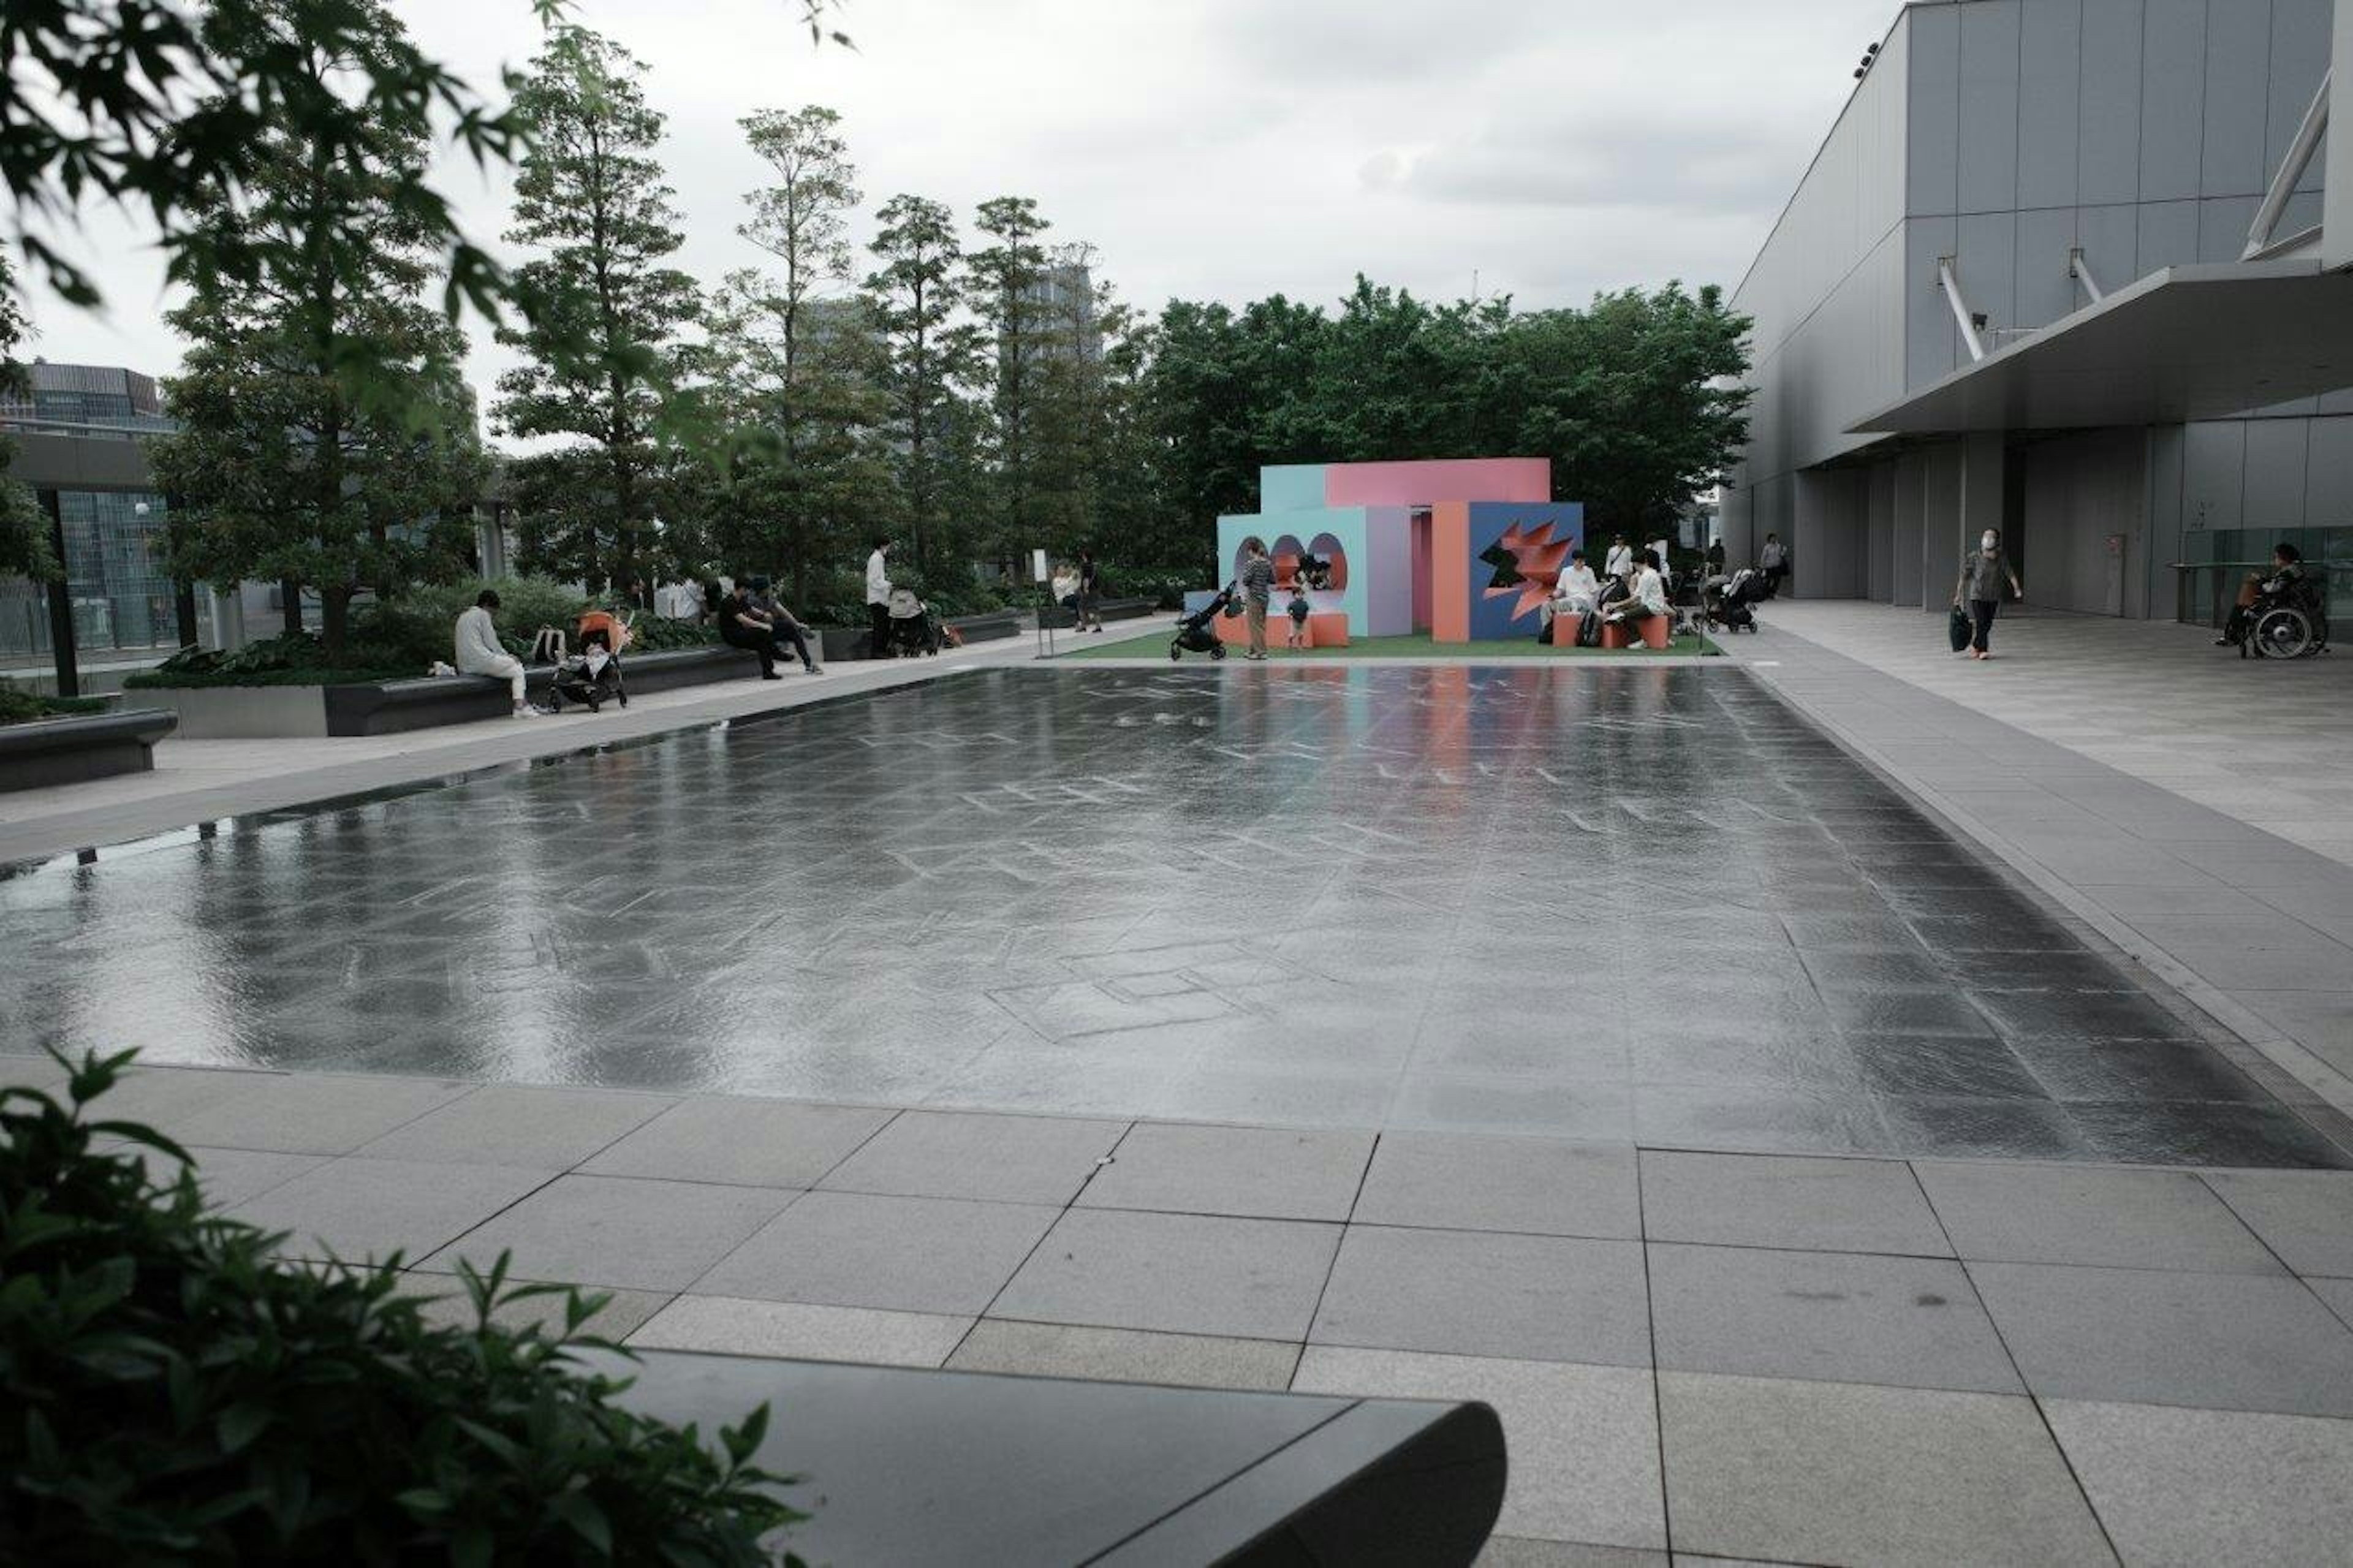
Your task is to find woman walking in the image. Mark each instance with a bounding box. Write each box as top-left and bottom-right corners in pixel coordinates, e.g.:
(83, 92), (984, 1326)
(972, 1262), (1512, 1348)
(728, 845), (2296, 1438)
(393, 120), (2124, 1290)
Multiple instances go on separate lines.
(1953, 529), (2024, 660)
(1239, 537), (1274, 661)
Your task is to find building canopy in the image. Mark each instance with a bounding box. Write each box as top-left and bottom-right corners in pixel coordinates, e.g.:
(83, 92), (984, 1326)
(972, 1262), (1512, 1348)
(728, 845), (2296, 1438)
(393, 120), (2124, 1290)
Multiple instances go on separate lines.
(1846, 260), (2353, 436)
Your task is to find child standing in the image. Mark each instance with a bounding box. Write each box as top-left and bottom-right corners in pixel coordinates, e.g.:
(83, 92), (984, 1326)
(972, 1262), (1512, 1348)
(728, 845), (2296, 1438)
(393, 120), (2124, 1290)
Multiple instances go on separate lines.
(1285, 582), (1312, 650)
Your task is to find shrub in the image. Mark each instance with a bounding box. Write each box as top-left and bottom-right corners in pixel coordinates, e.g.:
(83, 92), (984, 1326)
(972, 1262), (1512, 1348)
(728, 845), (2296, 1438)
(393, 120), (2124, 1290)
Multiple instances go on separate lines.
(1, 1050), (806, 1563)
(0, 690), (111, 725)
(123, 632), (415, 689)
(356, 577), (594, 665)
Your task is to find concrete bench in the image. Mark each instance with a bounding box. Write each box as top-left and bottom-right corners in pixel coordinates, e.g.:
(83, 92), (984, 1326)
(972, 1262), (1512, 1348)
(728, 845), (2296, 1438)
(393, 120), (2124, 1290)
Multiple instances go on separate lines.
(321, 646), (763, 735)
(0, 708), (178, 792)
(1040, 595), (1158, 629)
(605, 1347), (1505, 1567)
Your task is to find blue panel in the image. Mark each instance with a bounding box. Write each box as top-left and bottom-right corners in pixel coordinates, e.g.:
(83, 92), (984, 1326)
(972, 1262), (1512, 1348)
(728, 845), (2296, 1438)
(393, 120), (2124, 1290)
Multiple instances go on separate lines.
(1258, 465), (1327, 512)
(1461, 503), (1585, 641)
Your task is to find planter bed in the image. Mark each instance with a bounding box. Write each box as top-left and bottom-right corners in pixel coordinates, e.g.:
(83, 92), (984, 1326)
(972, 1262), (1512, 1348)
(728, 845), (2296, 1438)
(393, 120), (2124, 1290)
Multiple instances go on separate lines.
(133, 646), (762, 739)
(0, 708), (177, 792)
(604, 1348), (1504, 1567)
(814, 609), (1020, 662)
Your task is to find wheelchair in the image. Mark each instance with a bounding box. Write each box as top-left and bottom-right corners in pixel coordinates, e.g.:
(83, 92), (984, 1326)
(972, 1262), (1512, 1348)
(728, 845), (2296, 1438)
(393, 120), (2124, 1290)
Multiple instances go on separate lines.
(2234, 577), (2330, 660)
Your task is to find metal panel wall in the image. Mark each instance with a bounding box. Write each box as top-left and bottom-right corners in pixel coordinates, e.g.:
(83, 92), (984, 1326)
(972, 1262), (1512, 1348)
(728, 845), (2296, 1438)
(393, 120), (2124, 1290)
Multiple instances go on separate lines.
(2078, 0), (2146, 204)
(2140, 0), (2208, 202)
(2183, 419), (2249, 531)
(2306, 417), (2353, 522)
(2015, 206), (2080, 325)
(2243, 418), (2311, 525)
(2201, 0), (2272, 196)
(2018, 0), (2084, 211)
(1958, 1), (2023, 213)
(2137, 199), (2202, 271)
(1909, 5), (1963, 216)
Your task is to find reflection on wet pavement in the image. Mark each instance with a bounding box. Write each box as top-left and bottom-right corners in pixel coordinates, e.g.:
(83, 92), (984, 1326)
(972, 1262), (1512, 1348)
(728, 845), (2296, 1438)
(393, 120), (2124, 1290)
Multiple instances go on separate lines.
(2, 666), (2343, 1167)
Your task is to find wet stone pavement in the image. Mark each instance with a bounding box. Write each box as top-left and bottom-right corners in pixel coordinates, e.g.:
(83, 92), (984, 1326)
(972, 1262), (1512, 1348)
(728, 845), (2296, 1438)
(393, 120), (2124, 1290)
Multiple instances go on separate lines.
(2, 665), (2344, 1168)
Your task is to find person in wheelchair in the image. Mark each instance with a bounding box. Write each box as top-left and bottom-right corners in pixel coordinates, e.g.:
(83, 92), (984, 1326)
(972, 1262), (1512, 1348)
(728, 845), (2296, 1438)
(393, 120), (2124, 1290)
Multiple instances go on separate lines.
(2219, 543), (2327, 657)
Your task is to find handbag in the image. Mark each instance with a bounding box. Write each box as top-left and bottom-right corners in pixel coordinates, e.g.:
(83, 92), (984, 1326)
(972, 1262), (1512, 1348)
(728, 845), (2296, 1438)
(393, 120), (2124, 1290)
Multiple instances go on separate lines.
(529, 627), (567, 664)
(1947, 605), (1971, 652)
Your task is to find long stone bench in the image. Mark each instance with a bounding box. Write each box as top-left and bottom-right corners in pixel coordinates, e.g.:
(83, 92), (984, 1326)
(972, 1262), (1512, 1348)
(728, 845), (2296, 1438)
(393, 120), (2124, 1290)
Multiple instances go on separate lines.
(134, 645), (762, 739)
(1039, 595), (1158, 629)
(0, 708), (178, 792)
(816, 609), (1022, 662)
(604, 1347), (1506, 1566)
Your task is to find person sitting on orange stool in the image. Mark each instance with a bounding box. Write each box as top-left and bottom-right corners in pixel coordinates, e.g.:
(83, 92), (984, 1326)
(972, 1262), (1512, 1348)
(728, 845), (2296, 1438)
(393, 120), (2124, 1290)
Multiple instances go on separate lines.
(1603, 549), (1669, 646)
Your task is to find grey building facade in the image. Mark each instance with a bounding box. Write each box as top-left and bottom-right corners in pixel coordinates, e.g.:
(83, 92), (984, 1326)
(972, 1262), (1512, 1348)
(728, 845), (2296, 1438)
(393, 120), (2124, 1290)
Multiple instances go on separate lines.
(1724, 0), (2353, 626)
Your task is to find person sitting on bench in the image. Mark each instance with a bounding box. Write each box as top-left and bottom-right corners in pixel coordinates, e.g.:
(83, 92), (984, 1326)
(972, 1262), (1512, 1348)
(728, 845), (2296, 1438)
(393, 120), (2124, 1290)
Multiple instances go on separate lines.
(1604, 550), (1669, 636)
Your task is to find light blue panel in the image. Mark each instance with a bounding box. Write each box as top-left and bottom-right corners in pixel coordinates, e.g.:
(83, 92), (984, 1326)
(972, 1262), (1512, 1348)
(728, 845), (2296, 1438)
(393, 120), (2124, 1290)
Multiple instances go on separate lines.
(2198, 195), (2260, 261)
(1361, 507), (1413, 637)
(1905, 217), (1960, 390)
(2270, 0), (2330, 192)
(2305, 417), (2353, 523)
(2075, 203), (2139, 291)
(1958, 211), (2017, 331)
(2077, 0), (2144, 205)
(1957, 0), (2021, 214)
(2014, 206), (2078, 328)
(2183, 420), (2248, 532)
(2243, 419), (2310, 527)
(2135, 199), (2202, 275)
(1259, 465), (1327, 513)
(2017, 0), (2082, 211)
(2202, 0), (2271, 195)
(2140, 0), (2208, 202)
(1232, 507), (1378, 635)
(1907, 3), (1961, 216)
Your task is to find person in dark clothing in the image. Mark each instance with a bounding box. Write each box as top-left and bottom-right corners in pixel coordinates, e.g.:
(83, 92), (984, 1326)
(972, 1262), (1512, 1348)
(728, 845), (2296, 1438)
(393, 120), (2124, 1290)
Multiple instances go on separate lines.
(747, 575), (822, 673)
(1952, 529), (2025, 659)
(2219, 543), (2307, 646)
(1075, 548), (1104, 632)
(718, 584), (790, 680)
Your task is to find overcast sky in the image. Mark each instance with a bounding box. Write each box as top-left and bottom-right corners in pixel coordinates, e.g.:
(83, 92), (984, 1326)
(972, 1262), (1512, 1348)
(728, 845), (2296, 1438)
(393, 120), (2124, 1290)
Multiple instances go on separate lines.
(23, 0), (1896, 406)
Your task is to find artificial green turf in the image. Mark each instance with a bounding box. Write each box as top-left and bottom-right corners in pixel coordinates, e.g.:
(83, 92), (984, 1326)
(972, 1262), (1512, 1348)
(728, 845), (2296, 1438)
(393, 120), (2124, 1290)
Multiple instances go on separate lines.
(1055, 627), (1722, 661)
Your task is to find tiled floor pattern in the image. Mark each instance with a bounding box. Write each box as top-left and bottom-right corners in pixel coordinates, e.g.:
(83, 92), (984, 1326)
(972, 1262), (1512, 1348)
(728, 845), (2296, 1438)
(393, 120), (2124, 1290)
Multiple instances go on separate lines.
(4, 665), (2344, 1168)
(16, 1056), (2353, 1566)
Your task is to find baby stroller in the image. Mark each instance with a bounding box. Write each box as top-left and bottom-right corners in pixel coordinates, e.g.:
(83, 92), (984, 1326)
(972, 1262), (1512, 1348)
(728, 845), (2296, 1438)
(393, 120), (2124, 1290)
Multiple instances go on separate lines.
(1710, 568), (1764, 634)
(1170, 586), (1235, 661)
(547, 615), (629, 713)
(886, 586), (943, 657)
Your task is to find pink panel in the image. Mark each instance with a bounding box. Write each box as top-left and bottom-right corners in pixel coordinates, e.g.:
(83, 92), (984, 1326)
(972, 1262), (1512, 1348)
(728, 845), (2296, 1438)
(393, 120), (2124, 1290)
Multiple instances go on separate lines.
(1324, 458), (1550, 508)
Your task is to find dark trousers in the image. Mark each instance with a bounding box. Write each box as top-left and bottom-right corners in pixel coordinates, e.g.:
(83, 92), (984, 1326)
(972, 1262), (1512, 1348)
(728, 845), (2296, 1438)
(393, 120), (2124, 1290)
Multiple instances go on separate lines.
(773, 619), (815, 670)
(1969, 598), (1999, 652)
(722, 629), (777, 677)
(868, 602), (892, 658)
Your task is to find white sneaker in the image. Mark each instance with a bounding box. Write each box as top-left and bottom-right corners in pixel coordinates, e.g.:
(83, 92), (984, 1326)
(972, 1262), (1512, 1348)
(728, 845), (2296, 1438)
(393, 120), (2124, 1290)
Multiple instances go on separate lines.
(807, 664), (825, 675)
(513, 704), (542, 718)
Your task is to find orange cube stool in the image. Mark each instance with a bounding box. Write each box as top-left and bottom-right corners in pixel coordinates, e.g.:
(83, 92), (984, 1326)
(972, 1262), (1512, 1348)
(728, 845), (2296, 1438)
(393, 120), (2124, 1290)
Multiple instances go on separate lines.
(1550, 612), (1582, 646)
(1601, 616), (1672, 650)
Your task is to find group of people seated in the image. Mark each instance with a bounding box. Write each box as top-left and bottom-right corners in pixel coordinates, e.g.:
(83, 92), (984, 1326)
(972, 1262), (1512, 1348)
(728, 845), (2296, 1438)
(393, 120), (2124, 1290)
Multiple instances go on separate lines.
(1538, 539), (1671, 642)
(710, 575), (823, 679)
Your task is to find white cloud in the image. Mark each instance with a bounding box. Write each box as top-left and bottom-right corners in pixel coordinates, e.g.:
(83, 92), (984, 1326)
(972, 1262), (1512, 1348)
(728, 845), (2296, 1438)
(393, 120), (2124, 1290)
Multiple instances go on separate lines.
(17, 0), (1898, 400)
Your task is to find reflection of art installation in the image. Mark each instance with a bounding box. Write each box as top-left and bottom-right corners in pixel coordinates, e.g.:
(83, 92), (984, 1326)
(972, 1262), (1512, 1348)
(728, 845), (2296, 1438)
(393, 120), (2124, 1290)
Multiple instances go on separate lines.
(1214, 460), (1583, 643)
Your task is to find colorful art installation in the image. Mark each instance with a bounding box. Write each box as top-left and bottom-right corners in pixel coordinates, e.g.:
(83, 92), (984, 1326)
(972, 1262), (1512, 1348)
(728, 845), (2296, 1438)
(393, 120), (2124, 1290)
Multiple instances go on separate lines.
(1214, 460), (1584, 643)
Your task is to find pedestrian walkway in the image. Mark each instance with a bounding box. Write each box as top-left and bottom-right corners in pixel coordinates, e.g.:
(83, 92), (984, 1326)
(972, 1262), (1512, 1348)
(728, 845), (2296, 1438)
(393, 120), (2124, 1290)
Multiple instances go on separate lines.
(1733, 604), (2353, 1113)
(10, 1053), (2350, 1566)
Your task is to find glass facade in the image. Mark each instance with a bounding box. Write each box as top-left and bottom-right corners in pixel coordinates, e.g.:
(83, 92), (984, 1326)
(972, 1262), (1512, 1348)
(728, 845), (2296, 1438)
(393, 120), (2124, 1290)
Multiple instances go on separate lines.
(0, 490), (207, 664)
(2177, 527), (2351, 627)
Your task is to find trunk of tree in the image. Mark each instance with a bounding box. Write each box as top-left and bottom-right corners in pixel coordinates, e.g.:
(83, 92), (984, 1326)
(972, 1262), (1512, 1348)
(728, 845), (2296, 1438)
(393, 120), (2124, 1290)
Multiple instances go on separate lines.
(320, 583), (352, 661)
(280, 580), (304, 636)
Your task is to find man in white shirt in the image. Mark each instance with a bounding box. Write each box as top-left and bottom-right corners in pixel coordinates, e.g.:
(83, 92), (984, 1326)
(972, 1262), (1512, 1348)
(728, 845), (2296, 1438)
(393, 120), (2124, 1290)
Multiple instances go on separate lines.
(1540, 549), (1601, 640)
(1604, 535), (1634, 581)
(865, 537), (894, 659)
(1605, 550), (1670, 635)
(453, 589), (537, 718)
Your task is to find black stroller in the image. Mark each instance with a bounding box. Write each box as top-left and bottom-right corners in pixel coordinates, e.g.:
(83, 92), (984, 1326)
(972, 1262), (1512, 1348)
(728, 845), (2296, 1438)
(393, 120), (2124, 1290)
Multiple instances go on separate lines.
(1170, 586), (1235, 661)
(1710, 567), (1764, 633)
(885, 586), (944, 657)
(547, 617), (629, 713)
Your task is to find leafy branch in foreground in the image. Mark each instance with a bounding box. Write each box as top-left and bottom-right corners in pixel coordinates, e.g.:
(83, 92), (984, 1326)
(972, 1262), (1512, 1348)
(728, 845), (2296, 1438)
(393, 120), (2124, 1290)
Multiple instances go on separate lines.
(1, 1047), (806, 1564)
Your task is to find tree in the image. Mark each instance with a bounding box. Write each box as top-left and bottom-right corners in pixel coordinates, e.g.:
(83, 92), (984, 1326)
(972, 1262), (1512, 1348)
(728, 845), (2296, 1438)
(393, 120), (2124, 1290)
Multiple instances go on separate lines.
(964, 195), (1053, 566)
(1, 0), (845, 355)
(864, 194), (981, 574)
(147, 0), (488, 661)
(0, 248), (56, 582)
(726, 105), (877, 596)
(492, 28), (703, 597)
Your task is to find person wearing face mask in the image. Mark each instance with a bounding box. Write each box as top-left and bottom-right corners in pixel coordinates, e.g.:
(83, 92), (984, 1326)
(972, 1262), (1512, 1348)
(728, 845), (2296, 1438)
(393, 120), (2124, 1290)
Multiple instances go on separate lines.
(1953, 529), (2024, 660)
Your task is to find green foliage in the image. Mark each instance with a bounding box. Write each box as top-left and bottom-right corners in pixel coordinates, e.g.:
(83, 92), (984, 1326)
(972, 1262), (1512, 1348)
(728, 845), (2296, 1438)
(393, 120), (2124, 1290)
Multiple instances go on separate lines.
(0, 689), (108, 725)
(0, 247), (59, 583)
(145, 0), (491, 661)
(0, 1049), (805, 1562)
(123, 632), (412, 688)
(1138, 278), (1752, 545)
(865, 194), (983, 575)
(358, 577), (592, 664)
(494, 28), (705, 595)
